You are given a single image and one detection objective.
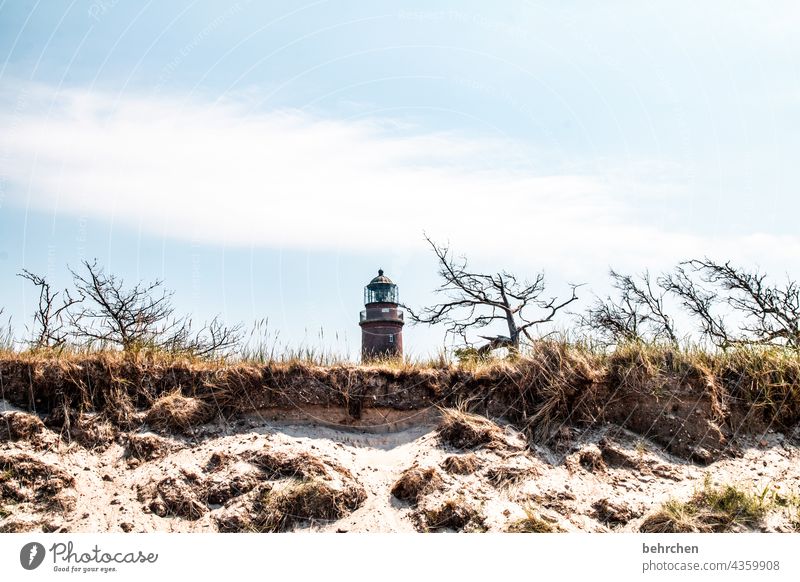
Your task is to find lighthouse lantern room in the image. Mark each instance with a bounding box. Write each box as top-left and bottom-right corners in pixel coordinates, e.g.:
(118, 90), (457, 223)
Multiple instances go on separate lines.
(359, 269), (404, 360)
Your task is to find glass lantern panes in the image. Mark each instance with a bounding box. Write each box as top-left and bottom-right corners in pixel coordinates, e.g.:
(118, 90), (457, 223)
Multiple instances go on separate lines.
(364, 282), (399, 305)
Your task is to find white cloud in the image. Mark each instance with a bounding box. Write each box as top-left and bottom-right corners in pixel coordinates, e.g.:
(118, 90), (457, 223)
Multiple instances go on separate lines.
(1, 82), (797, 281)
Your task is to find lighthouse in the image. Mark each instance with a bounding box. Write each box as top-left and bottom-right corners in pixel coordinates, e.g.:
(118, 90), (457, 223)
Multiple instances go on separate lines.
(359, 269), (404, 360)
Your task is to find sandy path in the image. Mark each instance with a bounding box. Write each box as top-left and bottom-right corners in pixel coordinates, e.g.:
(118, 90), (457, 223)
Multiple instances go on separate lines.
(302, 424), (438, 533)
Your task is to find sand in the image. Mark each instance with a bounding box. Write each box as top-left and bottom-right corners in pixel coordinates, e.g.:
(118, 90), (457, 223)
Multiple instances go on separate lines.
(1, 403), (799, 533)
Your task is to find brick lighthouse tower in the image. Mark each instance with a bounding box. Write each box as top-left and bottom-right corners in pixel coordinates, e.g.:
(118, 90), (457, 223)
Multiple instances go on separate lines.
(359, 269), (404, 360)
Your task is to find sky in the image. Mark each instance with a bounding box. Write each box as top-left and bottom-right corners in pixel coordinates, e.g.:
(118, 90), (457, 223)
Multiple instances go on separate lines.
(0, 1), (799, 357)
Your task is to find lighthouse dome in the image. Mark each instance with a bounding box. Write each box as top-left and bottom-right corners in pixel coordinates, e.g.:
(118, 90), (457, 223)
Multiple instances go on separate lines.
(369, 269), (393, 285)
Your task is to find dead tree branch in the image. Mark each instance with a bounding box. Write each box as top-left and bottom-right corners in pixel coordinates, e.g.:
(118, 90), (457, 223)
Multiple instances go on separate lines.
(162, 316), (244, 358)
(580, 269), (679, 346)
(17, 269), (80, 348)
(664, 259), (800, 348)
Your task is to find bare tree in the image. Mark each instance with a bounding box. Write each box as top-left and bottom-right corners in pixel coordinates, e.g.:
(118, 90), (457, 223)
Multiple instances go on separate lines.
(69, 260), (242, 355)
(660, 264), (731, 348)
(406, 236), (580, 353)
(69, 260), (179, 350)
(581, 269), (679, 346)
(17, 269), (80, 348)
(664, 259), (800, 348)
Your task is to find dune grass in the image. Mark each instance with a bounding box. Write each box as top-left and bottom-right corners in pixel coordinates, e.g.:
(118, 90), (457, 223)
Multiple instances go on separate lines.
(1, 340), (799, 455)
(640, 475), (796, 533)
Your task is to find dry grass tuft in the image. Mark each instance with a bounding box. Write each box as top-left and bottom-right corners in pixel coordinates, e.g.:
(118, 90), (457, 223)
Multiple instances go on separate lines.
(0, 453), (75, 517)
(592, 497), (637, 526)
(419, 496), (485, 532)
(437, 408), (505, 450)
(640, 499), (709, 533)
(97, 380), (138, 430)
(125, 433), (175, 462)
(486, 464), (538, 488)
(715, 346), (800, 432)
(441, 454), (480, 475)
(698, 482), (769, 529)
(0, 453), (74, 500)
(390, 465), (444, 505)
(216, 478), (367, 533)
(790, 508), (800, 532)
(69, 415), (118, 450)
(203, 451), (232, 473)
(514, 342), (601, 442)
(145, 390), (214, 432)
(576, 444), (606, 473)
(260, 478), (366, 531)
(598, 437), (641, 469)
(0, 517), (42, 533)
(148, 475), (208, 521)
(245, 449), (347, 480)
(0, 412), (46, 443)
(206, 472), (261, 505)
(507, 504), (563, 533)
(212, 448), (367, 532)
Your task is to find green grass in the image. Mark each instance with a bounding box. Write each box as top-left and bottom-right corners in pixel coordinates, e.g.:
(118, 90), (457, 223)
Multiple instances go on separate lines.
(641, 475), (790, 533)
(699, 476), (767, 529)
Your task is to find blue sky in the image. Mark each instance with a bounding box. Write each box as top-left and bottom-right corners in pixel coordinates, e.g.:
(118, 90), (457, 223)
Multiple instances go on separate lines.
(1, 1), (799, 357)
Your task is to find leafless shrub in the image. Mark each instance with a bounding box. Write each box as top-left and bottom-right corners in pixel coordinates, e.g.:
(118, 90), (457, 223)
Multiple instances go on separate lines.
(580, 269), (678, 346)
(161, 315), (243, 358)
(68, 260), (241, 356)
(69, 260), (180, 351)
